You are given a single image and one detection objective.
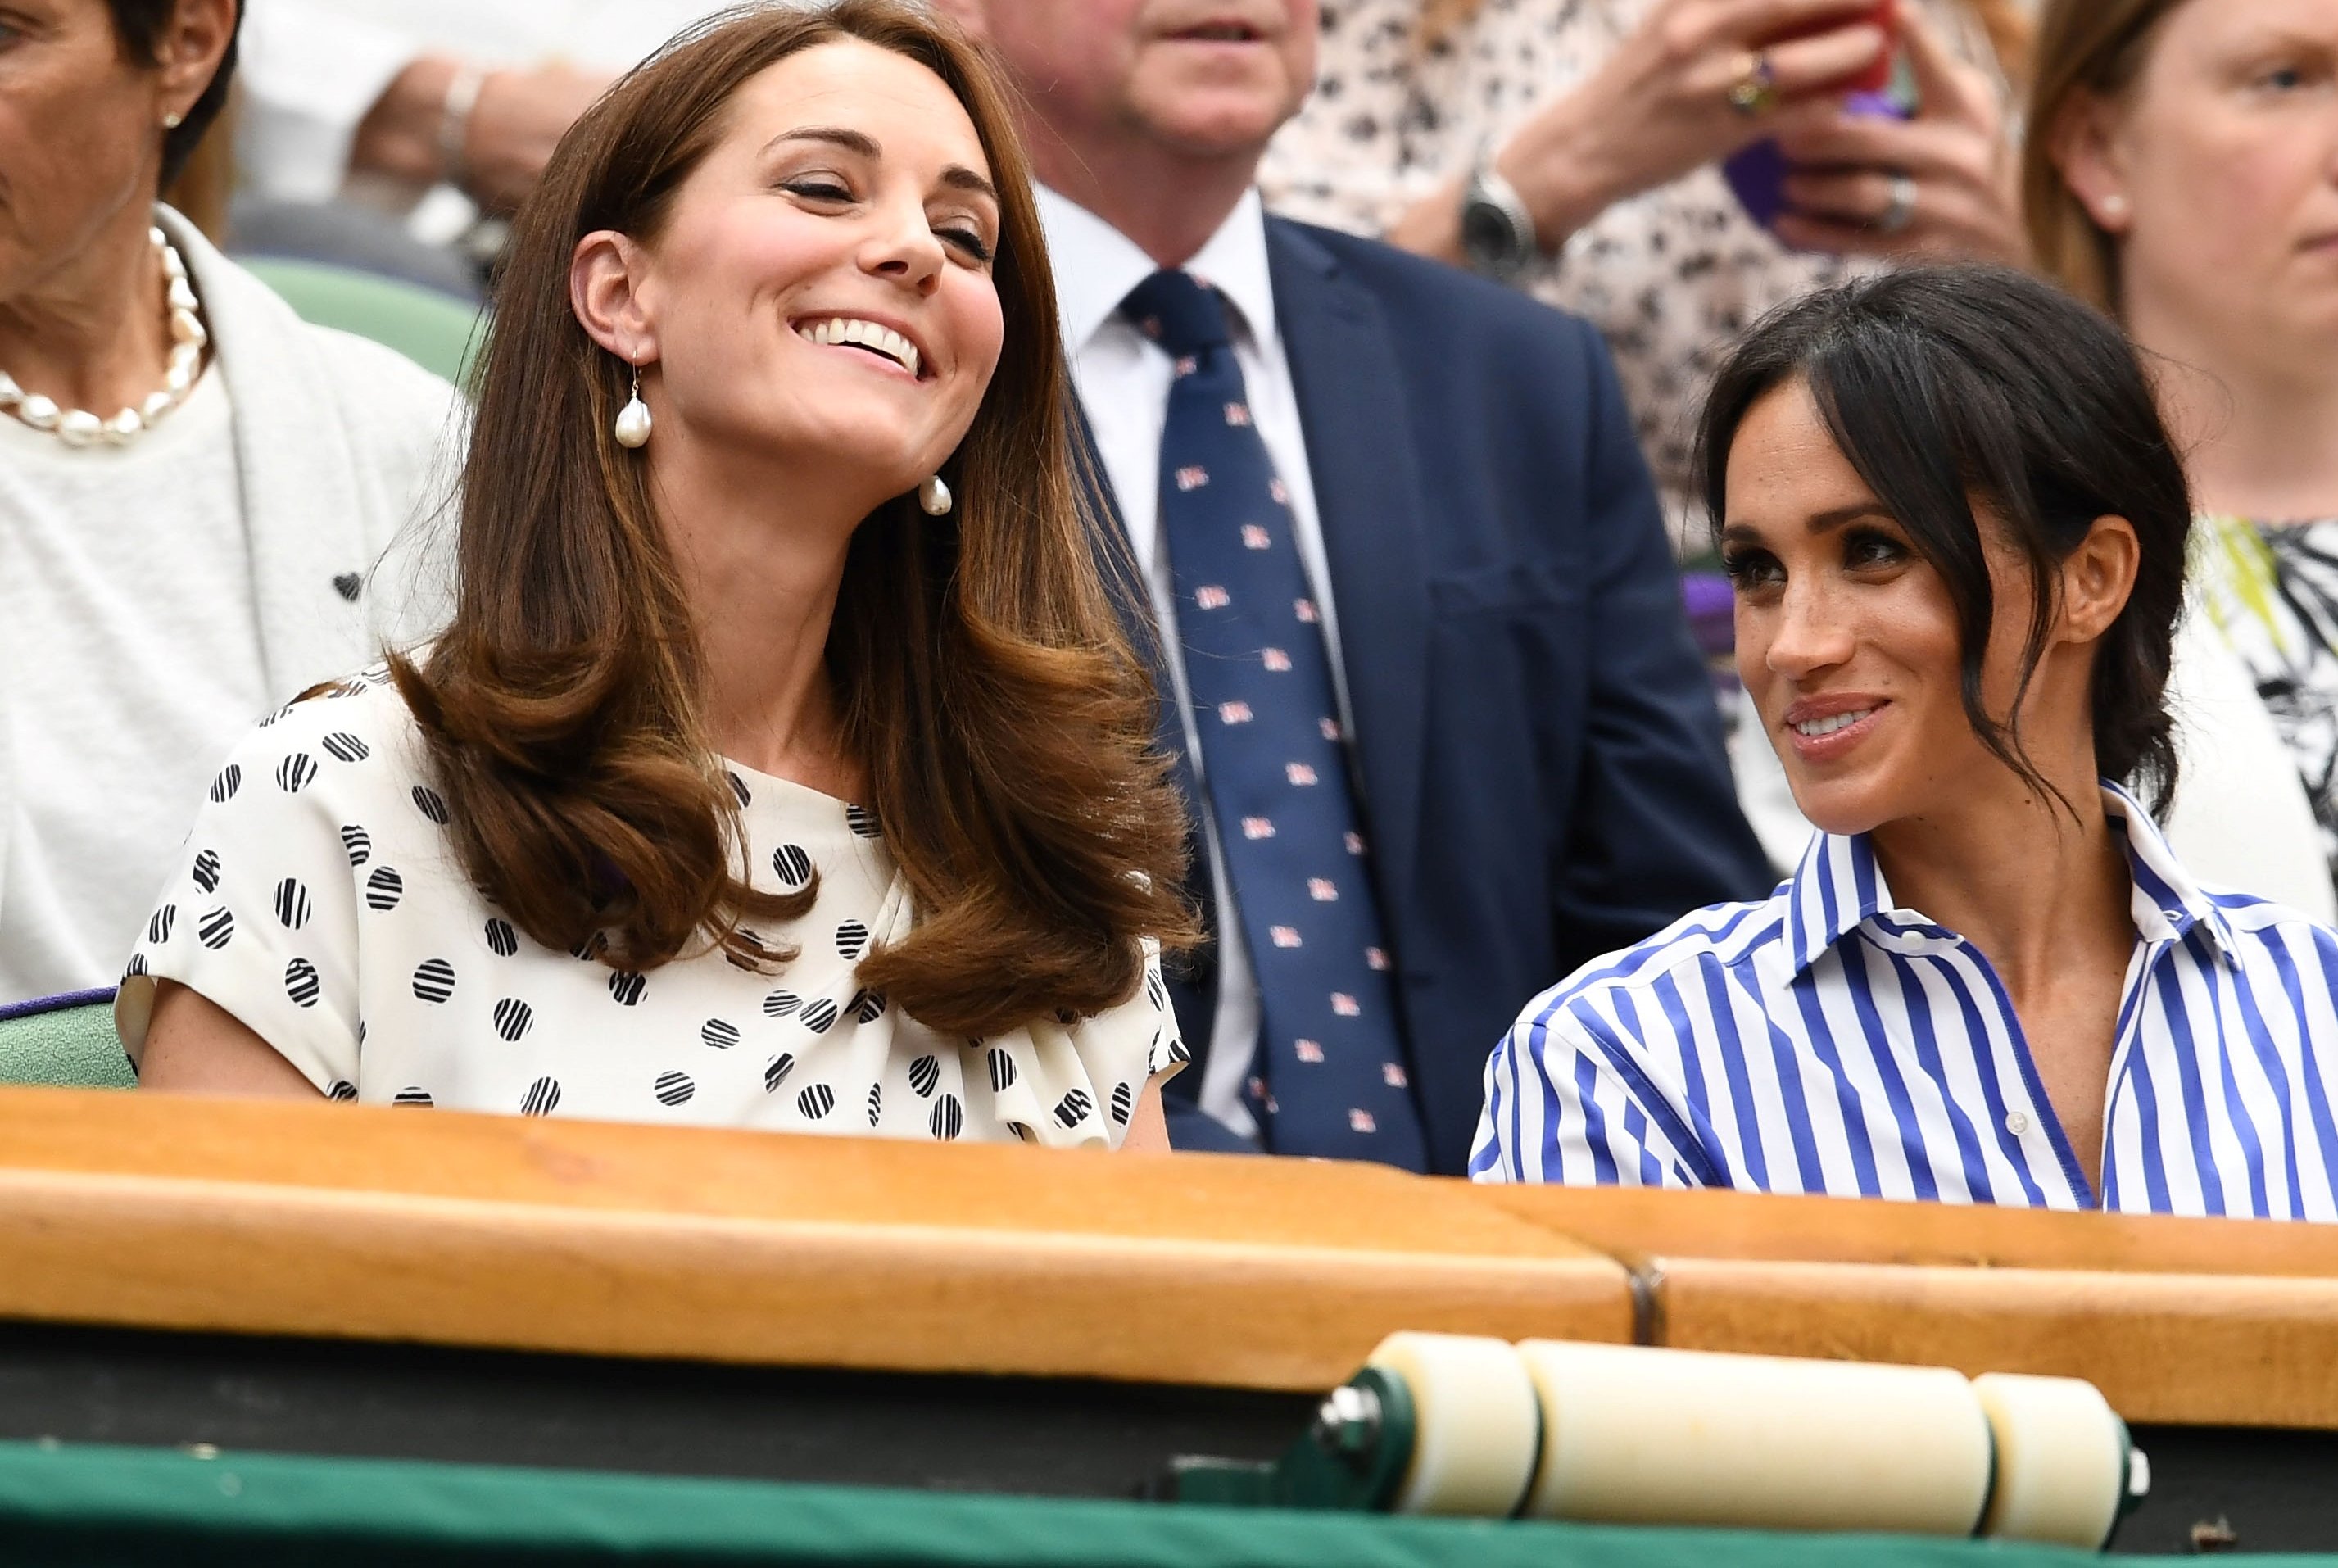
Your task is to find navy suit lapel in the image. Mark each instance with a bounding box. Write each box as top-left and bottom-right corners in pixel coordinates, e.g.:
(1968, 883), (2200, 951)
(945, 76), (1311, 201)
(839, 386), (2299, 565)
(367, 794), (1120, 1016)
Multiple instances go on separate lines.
(1266, 220), (1434, 916)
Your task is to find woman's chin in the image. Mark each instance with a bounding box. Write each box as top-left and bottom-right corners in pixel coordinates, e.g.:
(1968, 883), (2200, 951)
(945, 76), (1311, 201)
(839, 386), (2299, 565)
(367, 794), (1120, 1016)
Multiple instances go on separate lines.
(1783, 773), (1895, 843)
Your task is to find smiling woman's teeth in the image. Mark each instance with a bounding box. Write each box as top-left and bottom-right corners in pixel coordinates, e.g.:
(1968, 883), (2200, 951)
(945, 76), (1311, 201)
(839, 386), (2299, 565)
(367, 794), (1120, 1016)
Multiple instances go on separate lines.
(798, 318), (919, 378)
(1793, 709), (1875, 738)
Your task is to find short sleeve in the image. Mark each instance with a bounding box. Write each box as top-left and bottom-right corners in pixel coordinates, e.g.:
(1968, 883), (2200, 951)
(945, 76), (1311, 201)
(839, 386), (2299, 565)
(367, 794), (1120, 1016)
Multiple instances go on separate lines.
(116, 692), (376, 1098)
(981, 940), (1187, 1151)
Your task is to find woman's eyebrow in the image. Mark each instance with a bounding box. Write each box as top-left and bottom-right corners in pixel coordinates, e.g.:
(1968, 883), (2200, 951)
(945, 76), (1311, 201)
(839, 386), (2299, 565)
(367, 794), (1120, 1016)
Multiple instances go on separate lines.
(765, 125), (881, 159)
(940, 165), (999, 203)
(1805, 503), (1894, 533)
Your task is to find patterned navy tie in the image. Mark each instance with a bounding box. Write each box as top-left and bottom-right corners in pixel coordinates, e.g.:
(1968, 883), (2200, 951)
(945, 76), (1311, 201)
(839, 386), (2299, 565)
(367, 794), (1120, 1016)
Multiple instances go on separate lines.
(1123, 268), (1428, 1171)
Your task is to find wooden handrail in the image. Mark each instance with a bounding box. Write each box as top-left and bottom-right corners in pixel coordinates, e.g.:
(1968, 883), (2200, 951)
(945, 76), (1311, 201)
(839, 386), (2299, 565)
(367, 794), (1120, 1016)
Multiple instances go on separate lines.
(0, 1088), (1629, 1390)
(4, 1087), (2336, 1422)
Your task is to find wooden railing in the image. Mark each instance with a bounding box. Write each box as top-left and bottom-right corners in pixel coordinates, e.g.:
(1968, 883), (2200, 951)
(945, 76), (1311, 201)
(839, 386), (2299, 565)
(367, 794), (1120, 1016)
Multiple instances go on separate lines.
(2, 1086), (2333, 1425)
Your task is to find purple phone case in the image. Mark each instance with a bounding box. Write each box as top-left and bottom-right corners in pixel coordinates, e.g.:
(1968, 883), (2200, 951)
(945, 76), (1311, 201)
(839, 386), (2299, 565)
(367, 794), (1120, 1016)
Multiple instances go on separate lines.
(1723, 89), (1908, 234)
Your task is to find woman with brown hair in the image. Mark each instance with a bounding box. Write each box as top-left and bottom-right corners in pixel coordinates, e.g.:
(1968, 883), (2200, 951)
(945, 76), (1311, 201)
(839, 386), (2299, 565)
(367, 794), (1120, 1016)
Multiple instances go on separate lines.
(119, 1), (1198, 1149)
(2027, 0), (2338, 909)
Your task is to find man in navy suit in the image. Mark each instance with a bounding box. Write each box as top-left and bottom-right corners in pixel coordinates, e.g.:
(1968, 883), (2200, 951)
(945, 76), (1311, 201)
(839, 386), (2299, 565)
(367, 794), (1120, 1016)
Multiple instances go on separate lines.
(940, 0), (1771, 1174)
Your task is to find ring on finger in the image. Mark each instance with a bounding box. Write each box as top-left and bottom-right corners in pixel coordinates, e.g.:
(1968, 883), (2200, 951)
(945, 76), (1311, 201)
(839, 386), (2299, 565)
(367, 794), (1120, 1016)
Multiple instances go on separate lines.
(1875, 172), (1917, 235)
(1726, 52), (1779, 117)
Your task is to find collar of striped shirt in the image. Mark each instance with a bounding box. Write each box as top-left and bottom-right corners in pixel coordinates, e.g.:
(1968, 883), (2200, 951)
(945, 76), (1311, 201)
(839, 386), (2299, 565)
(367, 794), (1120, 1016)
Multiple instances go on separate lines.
(1471, 781), (2338, 1217)
(1780, 782), (2243, 985)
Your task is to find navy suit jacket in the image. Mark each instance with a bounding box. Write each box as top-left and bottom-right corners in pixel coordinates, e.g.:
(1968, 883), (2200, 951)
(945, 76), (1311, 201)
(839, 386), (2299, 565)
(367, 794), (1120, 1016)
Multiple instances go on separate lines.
(1083, 216), (1771, 1175)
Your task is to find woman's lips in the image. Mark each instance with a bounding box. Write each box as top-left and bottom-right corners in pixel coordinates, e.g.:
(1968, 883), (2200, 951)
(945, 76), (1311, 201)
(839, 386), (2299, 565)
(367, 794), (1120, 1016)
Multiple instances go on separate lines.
(1783, 700), (1888, 764)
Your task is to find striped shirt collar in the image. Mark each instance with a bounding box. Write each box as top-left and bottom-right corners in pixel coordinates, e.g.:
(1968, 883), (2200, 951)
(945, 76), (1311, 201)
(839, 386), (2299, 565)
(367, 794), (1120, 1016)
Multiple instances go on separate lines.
(1783, 782), (2241, 981)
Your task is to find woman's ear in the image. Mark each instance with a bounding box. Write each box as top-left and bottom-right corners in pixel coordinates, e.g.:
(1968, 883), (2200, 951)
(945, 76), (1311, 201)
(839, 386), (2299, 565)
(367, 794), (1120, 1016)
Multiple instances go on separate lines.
(2058, 515), (2142, 646)
(570, 229), (659, 365)
(156, 0), (236, 120)
(2046, 89), (2135, 236)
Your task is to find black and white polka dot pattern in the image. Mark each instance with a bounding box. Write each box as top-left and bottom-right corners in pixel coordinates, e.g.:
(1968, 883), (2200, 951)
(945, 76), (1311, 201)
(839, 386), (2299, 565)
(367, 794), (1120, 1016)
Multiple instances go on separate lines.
(117, 673), (1183, 1148)
(284, 958), (320, 1008)
(1257, 0), (1992, 528)
(273, 879), (312, 931)
(365, 866), (403, 911)
(412, 958), (455, 1004)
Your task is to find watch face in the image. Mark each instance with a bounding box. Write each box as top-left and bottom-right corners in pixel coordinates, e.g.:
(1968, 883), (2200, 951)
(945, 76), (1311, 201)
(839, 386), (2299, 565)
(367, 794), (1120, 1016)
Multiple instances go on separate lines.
(1461, 198), (1516, 264)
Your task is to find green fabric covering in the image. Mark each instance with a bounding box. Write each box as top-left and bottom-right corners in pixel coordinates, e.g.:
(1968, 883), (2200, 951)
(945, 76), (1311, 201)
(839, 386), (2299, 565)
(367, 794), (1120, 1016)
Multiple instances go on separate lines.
(242, 258), (483, 387)
(0, 1001), (134, 1089)
(0, 1439), (2320, 1568)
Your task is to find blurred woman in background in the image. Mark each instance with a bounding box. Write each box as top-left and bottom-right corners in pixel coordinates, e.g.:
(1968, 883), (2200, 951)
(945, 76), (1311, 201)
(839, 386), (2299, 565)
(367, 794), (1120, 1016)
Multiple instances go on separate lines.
(125, 2), (1198, 1150)
(0, 0), (455, 1007)
(2032, 0), (2338, 907)
(1264, 0), (2031, 533)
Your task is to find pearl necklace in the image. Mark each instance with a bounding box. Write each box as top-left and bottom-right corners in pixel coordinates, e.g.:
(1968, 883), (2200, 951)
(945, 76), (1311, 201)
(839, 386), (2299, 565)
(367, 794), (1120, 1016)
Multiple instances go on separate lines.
(0, 224), (207, 448)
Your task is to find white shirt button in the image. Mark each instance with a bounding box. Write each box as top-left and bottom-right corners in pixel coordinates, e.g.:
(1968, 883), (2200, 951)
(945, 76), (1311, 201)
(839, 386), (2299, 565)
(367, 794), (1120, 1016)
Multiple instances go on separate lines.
(2005, 1110), (2030, 1136)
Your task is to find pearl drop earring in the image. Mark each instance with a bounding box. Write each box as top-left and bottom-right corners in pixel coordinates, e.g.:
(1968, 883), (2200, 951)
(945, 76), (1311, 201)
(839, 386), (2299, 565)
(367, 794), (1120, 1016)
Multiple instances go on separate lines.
(918, 474), (953, 516)
(613, 363), (652, 449)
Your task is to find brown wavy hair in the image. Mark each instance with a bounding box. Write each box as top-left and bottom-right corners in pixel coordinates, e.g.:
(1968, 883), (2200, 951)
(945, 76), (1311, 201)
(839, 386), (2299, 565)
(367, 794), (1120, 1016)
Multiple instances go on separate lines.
(391, 0), (1195, 1037)
(2022, 0), (2186, 315)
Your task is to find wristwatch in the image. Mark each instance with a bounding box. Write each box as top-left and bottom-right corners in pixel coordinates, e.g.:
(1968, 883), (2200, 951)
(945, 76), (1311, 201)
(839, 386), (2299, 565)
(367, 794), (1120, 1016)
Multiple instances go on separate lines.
(1458, 147), (1540, 282)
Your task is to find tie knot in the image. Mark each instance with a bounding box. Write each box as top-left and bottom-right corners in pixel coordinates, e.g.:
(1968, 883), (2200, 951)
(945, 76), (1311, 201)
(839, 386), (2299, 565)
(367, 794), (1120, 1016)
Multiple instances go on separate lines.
(1122, 269), (1231, 357)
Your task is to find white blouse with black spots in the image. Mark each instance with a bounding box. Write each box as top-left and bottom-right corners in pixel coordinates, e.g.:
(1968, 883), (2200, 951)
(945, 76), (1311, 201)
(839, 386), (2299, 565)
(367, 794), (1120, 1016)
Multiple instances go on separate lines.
(1260, 0), (2002, 537)
(116, 670), (1185, 1147)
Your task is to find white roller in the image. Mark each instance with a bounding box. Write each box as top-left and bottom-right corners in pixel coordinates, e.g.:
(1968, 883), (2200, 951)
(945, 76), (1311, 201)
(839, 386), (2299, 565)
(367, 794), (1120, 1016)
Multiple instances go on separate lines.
(1515, 1340), (1995, 1535)
(1364, 1332), (1541, 1516)
(1973, 1374), (2130, 1548)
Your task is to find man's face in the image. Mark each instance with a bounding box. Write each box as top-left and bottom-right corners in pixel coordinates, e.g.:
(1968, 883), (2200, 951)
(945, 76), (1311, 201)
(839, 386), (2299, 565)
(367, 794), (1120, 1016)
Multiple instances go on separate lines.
(958, 0), (1317, 165)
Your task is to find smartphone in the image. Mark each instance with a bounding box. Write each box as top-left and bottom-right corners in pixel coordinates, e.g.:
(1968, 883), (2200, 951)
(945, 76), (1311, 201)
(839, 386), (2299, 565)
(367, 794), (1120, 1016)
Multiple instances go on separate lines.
(1773, 0), (1899, 95)
(1722, 85), (1910, 233)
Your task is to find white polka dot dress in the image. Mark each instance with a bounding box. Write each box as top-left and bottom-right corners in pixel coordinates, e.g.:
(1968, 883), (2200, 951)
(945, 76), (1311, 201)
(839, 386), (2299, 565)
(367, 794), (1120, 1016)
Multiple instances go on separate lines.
(116, 669), (1187, 1147)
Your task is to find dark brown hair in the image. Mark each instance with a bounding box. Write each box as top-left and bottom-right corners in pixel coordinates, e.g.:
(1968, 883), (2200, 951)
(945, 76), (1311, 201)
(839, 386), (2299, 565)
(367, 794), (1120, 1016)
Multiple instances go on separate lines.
(2023, 0), (2188, 314)
(1699, 265), (2191, 816)
(392, 0), (1195, 1037)
(104, 0), (242, 188)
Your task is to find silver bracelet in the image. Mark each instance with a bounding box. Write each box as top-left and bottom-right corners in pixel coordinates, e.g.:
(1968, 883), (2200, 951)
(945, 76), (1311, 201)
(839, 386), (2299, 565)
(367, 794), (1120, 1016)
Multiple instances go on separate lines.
(437, 63), (488, 184)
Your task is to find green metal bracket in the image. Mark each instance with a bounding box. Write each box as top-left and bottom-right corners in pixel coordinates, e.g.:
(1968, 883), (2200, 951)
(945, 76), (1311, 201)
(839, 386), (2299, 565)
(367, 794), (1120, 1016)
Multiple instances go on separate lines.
(1159, 1366), (1417, 1512)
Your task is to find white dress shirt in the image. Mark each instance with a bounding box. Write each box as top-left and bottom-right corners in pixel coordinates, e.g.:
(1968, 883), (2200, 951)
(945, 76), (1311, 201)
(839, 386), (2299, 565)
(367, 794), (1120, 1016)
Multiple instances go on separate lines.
(1035, 185), (1349, 1139)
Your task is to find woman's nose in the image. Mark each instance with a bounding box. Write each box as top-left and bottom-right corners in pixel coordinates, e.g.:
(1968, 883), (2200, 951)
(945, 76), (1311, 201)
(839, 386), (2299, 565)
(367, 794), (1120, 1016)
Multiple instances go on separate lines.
(863, 199), (945, 294)
(1761, 580), (1855, 679)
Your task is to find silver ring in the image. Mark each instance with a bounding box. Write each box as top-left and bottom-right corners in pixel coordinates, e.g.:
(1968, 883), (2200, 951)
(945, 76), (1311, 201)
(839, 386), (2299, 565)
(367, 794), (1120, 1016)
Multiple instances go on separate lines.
(1877, 173), (1917, 236)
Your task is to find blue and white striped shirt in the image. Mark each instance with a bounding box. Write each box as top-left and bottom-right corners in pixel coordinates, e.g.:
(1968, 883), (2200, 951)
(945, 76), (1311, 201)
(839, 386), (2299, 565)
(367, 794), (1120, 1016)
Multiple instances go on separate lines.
(1471, 785), (2338, 1220)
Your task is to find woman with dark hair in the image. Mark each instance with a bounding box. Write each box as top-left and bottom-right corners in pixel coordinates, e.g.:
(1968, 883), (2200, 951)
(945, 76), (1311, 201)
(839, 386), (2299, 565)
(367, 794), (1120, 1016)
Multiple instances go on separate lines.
(122, 2), (1198, 1149)
(1474, 265), (2338, 1219)
(0, 0), (455, 1008)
